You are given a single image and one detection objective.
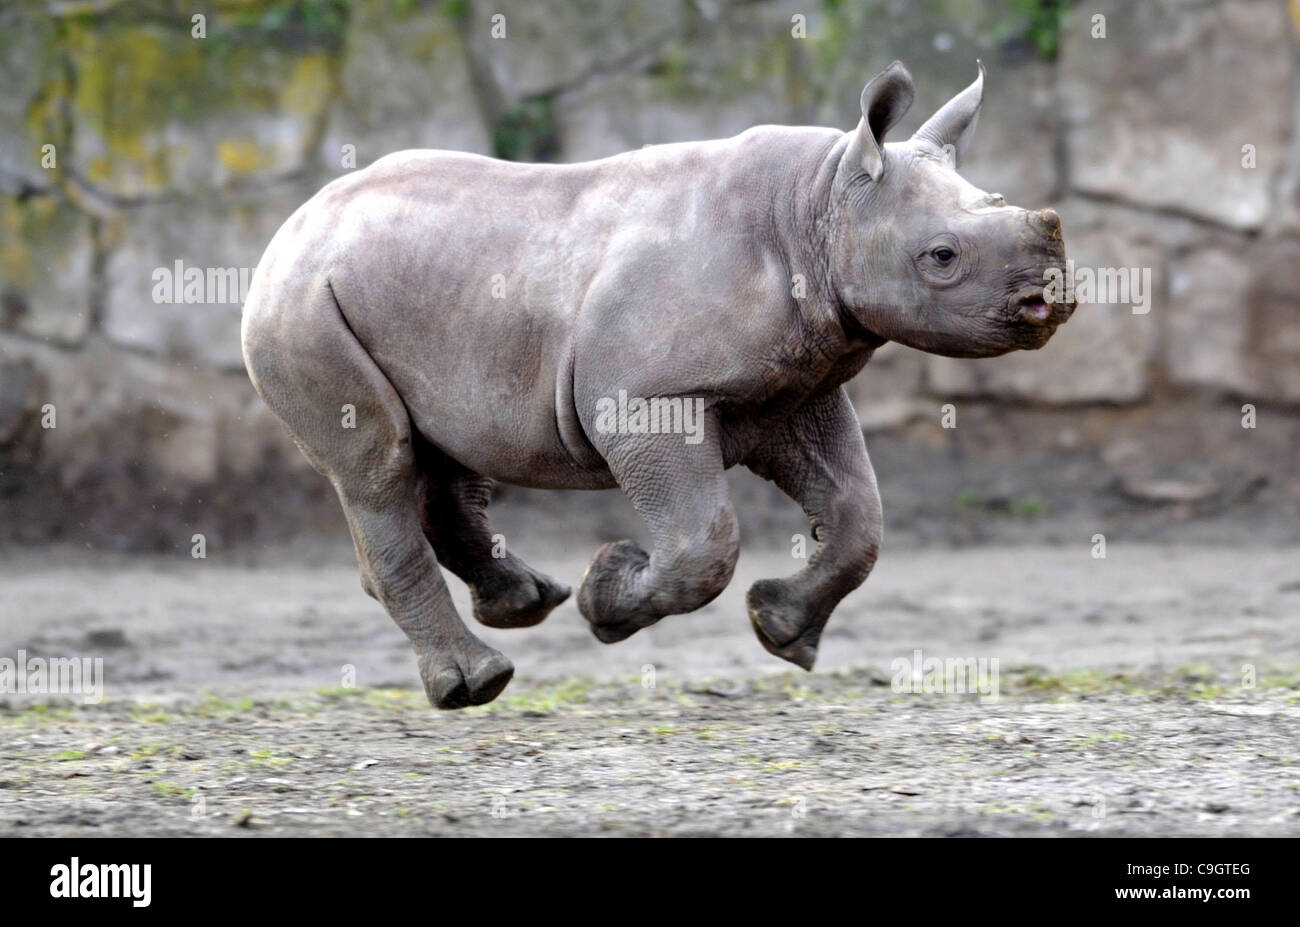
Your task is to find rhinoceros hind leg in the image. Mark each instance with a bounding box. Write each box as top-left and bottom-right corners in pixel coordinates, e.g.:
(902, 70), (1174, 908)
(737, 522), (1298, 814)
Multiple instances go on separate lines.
(243, 283), (513, 708)
(471, 566), (572, 629)
(414, 443), (571, 629)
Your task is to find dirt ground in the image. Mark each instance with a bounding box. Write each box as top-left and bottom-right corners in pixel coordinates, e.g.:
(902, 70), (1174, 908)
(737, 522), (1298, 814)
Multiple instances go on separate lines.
(2, 541), (1299, 836)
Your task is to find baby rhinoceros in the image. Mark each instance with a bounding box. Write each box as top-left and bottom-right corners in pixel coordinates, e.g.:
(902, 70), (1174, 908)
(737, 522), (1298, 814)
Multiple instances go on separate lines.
(242, 61), (1075, 708)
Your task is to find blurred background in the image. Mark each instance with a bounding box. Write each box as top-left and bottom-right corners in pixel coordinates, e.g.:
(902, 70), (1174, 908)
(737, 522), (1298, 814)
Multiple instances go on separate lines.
(1, 0), (1298, 553)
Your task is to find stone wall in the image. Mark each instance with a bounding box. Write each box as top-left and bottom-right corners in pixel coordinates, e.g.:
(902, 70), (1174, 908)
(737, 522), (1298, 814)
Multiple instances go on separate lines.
(1, 0), (1298, 548)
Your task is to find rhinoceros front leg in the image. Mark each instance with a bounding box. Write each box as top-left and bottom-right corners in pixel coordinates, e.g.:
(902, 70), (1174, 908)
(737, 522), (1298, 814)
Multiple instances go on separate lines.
(577, 413), (740, 642)
(743, 387), (882, 670)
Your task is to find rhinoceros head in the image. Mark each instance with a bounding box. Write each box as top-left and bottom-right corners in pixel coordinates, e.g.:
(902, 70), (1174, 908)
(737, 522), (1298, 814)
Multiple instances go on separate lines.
(827, 61), (1074, 358)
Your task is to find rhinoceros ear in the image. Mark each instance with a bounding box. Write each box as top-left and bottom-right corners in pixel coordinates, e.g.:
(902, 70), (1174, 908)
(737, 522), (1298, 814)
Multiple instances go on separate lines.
(851, 61), (915, 182)
(913, 61), (985, 167)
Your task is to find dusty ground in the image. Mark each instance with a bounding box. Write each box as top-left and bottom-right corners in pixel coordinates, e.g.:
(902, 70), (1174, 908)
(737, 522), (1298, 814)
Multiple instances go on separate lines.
(1, 541), (1299, 836)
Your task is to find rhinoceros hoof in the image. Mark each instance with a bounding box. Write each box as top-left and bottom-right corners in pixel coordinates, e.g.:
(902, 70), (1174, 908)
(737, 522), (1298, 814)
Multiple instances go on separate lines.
(418, 648), (514, 709)
(577, 540), (659, 643)
(473, 569), (571, 629)
(746, 578), (823, 671)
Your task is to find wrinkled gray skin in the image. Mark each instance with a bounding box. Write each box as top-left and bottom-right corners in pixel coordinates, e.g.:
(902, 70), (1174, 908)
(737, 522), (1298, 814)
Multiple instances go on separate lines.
(242, 62), (1074, 709)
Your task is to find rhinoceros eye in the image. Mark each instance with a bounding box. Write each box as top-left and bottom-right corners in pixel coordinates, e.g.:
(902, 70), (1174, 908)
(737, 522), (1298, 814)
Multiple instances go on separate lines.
(932, 247), (956, 265)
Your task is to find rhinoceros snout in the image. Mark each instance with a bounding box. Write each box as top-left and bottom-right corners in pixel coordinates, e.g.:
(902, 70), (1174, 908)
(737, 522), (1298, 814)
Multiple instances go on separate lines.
(1012, 208), (1074, 337)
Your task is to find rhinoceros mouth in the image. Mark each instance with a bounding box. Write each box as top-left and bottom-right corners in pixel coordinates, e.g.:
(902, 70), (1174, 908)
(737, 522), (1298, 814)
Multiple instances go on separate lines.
(1008, 282), (1072, 330)
(1017, 295), (1050, 324)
